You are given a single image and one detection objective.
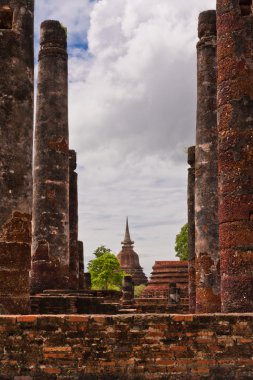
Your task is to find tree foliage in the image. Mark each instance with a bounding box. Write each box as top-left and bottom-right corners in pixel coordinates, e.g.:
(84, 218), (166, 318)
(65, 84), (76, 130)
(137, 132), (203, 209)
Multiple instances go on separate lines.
(134, 284), (146, 298)
(175, 223), (188, 261)
(88, 253), (124, 290)
(92, 245), (112, 258)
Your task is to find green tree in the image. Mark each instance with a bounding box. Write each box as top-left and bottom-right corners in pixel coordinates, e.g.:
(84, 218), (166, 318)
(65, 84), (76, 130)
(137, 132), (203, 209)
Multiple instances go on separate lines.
(175, 223), (188, 261)
(88, 253), (124, 290)
(92, 245), (112, 258)
(134, 284), (146, 298)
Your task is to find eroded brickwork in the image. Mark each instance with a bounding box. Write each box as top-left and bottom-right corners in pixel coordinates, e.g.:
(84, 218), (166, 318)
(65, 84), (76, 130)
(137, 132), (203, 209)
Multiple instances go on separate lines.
(187, 146), (196, 313)
(31, 21), (70, 293)
(121, 275), (135, 306)
(0, 0), (34, 314)
(83, 272), (92, 291)
(195, 10), (220, 313)
(69, 150), (79, 290)
(217, 0), (253, 312)
(0, 314), (252, 379)
(78, 241), (86, 290)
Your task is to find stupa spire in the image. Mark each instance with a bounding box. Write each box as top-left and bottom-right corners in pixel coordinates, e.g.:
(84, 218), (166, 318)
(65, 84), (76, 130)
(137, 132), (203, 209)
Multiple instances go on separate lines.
(122, 217), (134, 246)
(117, 218), (147, 286)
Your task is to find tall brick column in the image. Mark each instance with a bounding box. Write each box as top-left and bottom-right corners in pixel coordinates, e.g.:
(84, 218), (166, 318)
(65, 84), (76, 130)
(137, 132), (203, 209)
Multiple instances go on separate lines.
(187, 146), (196, 313)
(31, 20), (70, 294)
(217, 0), (253, 312)
(195, 10), (220, 313)
(0, 0), (34, 313)
(69, 150), (79, 290)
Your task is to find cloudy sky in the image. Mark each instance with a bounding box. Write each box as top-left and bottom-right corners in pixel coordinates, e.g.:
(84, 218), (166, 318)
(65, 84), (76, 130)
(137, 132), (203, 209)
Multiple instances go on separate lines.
(35, 0), (216, 277)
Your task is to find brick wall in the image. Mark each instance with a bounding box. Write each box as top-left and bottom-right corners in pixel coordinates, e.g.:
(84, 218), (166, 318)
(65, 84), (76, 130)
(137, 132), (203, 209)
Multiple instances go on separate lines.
(0, 314), (252, 379)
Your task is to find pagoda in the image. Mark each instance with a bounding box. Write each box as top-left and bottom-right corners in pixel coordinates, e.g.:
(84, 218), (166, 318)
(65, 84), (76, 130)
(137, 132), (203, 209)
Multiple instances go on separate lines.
(141, 261), (188, 300)
(117, 219), (147, 286)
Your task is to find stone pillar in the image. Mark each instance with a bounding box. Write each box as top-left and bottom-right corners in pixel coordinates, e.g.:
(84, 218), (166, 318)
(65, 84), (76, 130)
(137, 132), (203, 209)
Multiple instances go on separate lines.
(0, 0), (34, 314)
(187, 146), (196, 313)
(84, 273), (92, 291)
(195, 10), (220, 313)
(217, 0), (253, 312)
(31, 20), (70, 294)
(69, 150), (79, 290)
(78, 241), (86, 290)
(121, 275), (135, 306)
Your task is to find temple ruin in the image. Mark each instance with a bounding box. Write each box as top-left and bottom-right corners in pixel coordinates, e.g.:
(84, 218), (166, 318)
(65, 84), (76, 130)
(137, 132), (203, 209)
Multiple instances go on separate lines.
(188, 0), (253, 314)
(195, 10), (220, 313)
(141, 261), (188, 311)
(31, 20), (70, 294)
(0, 0), (252, 378)
(117, 219), (147, 286)
(0, 0), (34, 315)
(187, 146), (196, 313)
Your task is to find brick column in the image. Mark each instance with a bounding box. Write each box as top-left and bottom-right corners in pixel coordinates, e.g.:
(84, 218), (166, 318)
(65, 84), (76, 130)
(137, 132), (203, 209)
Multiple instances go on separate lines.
(0, 0), (34, 313)
(31, 20), (70, 293)
(121, 276), (135, 307)
(78, 241), (86, 290)
(187, 146), (196, 313)
(84, 273), (92, 291)
(217, 0), (253, 312)
(195, 10), (220, 313)
(69, 150), (79, 290)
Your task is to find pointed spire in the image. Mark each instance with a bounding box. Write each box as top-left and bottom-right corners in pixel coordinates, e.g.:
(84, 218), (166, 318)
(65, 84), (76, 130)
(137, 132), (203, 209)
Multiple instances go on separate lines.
(122, 217), (134, 246)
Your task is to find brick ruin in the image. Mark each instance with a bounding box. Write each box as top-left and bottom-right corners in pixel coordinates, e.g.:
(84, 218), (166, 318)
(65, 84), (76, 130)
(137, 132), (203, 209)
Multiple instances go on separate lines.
(188, 146), (196, 313)
(31, 20), (70, 294)
(117, 219), (147, 286)
(0, 0), (33, 314)
(218, 0), (253, 313)
(187, 0), (253, 315)
(139, 261), (189, 313)
(195, 10), (220, 313)
(0, 0), (252, 378)
(141, 261), (189, 312)
(0, 314), (252, 379)
(0, 2), (91, 315)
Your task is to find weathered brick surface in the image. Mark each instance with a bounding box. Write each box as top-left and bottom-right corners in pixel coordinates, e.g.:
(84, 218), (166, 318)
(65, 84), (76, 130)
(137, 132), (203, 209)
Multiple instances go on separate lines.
(31, 20), (70, 293)
(195, 10), (220, 313)
(78, 241), (86, 290)
(217, 0), (253, 312)
(142, 261), (189, 313)
(69, 150), (79, 290)
(121, 276), (135, 306)
(0, 0), (34, 314)
(30, 295), (120, 315)
(0, 314), (252, 379)
(187, 147), (196, 313)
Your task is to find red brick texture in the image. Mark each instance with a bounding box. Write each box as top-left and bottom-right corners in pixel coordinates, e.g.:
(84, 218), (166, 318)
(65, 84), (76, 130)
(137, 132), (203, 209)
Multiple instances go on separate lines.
(0, 314), (252, 379)
(195, 10), (220, 313)
(187, 147), (196, 313)
(217, 0), (253, 312)
(31, 20), (70, 294)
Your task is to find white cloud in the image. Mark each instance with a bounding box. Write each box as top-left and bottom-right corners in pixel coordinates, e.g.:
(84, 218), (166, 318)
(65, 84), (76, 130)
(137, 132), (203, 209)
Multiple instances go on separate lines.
(35, 0), (216, 277)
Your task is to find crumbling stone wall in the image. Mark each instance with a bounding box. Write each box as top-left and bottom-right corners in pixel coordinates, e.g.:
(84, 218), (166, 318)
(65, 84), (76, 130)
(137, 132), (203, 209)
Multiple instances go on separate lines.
(217, 0), (253, 312)
(0, 0), (34, 314)
(195, 10), (220, 313)
(31, 20), (70, 293)
(0, 314), (252, 379)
